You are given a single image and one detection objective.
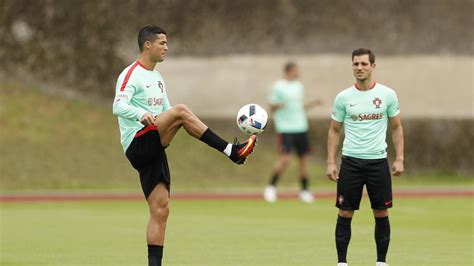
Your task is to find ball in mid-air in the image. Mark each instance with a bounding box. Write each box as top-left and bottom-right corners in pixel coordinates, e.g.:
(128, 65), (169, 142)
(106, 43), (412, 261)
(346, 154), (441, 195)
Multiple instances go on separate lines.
(236, 104), (268, 135)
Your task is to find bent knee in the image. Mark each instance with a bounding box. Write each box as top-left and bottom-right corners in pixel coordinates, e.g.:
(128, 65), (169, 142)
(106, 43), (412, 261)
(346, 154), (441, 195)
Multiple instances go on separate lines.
(171, 104), (192, 120)
(173, 104), (190, 113)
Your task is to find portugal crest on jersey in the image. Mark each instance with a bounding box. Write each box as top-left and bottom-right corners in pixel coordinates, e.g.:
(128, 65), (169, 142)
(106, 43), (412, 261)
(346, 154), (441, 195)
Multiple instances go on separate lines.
(158, 81), (164, 93)
(373, 97), (382, 108)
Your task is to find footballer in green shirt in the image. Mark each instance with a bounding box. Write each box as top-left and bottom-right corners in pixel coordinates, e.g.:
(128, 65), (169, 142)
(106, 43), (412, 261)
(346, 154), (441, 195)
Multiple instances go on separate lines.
(112, 25), (257, 266)
(264, 62), (323, 203)
(326, 48), (404, 266)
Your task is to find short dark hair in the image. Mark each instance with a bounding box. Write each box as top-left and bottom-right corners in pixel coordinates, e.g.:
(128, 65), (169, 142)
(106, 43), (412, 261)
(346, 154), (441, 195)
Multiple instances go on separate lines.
(352, 48), (375, 64)
(284, 62), (297, 73)
(138, 25), (166, 52)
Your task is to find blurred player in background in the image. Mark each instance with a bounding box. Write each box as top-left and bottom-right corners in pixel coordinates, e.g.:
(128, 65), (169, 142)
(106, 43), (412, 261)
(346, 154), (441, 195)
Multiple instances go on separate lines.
(264, 62), (323, 203)
(327, 48), (404, 266)
(112, 25), (257, 266)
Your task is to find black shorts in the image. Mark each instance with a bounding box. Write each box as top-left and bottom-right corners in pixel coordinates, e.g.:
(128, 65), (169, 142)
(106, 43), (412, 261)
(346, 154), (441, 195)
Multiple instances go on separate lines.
(277, 131), (311, 156)
(125, 125), (170, 199)
(336, 156), (392, 210)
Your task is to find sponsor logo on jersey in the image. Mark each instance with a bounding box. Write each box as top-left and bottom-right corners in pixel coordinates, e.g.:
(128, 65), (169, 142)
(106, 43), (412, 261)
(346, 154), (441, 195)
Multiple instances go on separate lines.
(358, 113), (383, 121)
(373, 97), (382, 108)
(147, 97), (164, 106)
(350, 113), (384, 121)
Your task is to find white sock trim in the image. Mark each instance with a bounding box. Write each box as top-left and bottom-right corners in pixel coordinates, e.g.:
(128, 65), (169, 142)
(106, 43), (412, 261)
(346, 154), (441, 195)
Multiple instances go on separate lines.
(223, 143), (232, 156)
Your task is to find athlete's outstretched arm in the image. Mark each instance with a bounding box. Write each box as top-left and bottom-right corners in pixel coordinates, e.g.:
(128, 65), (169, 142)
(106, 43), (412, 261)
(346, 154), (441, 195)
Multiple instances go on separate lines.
(389, 115), (404, 176)
(304, 98), (323, 110)
(327, 120), (342, 182)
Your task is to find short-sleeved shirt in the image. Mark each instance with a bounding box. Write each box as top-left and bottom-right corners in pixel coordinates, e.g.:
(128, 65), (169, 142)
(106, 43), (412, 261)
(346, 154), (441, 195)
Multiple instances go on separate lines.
(268, 79), (309, 133)
(113, 61), (171, 152)
(331, 83), (400, 159)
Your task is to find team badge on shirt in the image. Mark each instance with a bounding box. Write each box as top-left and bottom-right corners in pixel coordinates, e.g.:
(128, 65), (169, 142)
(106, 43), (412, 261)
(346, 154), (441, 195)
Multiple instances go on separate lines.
(158, 81), (164, 92)
(373, 97), (382, 108)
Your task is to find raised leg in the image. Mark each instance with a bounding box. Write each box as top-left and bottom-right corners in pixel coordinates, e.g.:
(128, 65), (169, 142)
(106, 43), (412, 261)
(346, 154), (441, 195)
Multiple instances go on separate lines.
(153, 104), (257, 164)
(154, 104), (207, 147)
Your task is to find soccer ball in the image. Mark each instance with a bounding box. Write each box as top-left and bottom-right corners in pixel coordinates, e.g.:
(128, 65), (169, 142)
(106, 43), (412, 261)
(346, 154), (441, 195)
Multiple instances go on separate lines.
(236, 104), (268, 135)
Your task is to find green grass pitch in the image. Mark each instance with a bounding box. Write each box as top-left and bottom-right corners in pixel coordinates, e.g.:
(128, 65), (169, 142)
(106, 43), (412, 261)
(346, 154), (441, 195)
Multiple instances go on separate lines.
(1, 198), (472, 265)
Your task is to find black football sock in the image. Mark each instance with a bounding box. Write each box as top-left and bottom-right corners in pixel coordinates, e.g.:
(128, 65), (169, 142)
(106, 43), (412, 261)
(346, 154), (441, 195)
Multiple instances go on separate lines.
(335, 215), (352, 263)
(148, 245), (163, 266)
(269, 173), (280, 186)
(199, 128), (229, 153)
(300, 176), (309, 190)
(374, 216), (391, 262)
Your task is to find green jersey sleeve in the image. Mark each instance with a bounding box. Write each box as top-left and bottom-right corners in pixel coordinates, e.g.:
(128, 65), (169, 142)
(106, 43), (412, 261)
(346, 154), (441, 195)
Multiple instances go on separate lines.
(331, 93), (345, 122)
(268, 84), (283, 104)
(387, 90), (400, 117)
(112, 79), (147, 121)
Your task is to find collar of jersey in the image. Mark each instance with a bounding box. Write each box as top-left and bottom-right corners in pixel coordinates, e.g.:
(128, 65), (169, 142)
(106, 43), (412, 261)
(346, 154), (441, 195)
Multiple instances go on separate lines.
(354, 81), (377, 91)
(136, 60), (153, 71)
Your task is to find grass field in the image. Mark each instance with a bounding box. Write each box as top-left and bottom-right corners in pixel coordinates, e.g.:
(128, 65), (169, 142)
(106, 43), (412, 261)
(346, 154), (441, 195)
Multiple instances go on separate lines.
(1, 198), (472, 266)
(1, 79), (473, 265)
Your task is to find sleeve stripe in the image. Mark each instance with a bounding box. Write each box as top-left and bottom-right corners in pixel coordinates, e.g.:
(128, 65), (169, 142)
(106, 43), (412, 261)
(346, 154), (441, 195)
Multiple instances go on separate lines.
(119, 61), (139, 91)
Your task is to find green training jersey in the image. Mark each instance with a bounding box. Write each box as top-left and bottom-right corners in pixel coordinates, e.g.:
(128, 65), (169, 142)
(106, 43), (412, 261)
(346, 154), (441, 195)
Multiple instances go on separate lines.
(268, 79), (309, 133)
(331, 83), (400, 159)
(113, 61), (171, 152)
